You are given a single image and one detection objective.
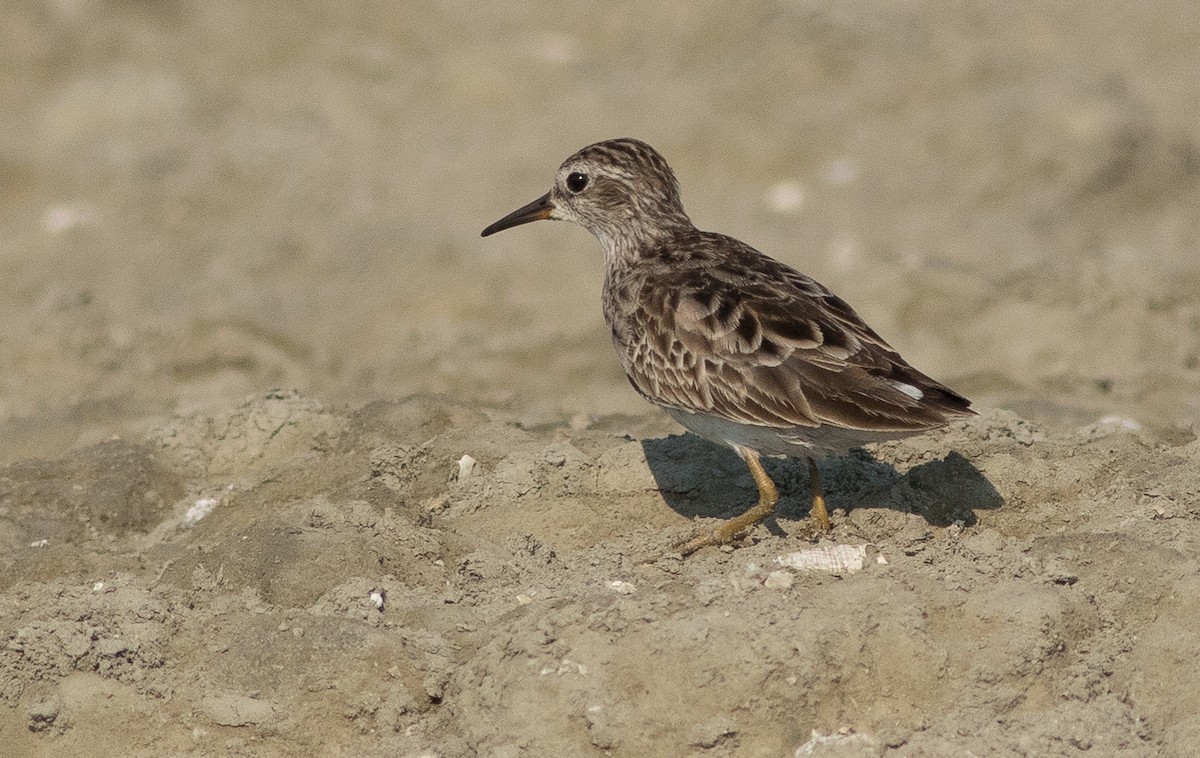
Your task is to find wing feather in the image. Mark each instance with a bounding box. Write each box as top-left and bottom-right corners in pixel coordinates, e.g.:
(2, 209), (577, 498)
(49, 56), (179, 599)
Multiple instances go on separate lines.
(615, 232), (973, 433)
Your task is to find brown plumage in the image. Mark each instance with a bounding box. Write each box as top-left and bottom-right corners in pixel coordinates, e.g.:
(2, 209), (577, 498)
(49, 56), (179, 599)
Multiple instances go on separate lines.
(483, 138), (974, 554)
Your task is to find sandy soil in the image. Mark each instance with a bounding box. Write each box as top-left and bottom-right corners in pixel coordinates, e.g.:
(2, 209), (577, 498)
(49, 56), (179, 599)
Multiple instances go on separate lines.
(3, 1), (1200, 756)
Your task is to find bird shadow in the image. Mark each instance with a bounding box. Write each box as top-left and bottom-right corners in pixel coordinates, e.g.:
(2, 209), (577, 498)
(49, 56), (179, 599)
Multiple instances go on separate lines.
(640, 433), (1002, 530)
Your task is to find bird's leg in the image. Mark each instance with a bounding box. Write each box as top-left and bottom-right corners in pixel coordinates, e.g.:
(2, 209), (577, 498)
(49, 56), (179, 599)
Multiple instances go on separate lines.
(805, 457), (832, 533)
(675, 448), (779, 556)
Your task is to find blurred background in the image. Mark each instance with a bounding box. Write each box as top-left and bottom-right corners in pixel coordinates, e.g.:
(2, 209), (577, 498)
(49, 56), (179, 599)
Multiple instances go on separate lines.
(3, 0), (1199, 462)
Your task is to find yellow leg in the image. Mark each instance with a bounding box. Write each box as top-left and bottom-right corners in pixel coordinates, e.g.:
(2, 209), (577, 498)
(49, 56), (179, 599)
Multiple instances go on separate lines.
(675, 448), (779, 556)
(806, 457), (832, 532)
(674, 452), (833, 556)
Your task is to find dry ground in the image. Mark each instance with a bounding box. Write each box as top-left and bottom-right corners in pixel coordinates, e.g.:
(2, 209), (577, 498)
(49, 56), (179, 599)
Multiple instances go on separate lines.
(3, 2), (1200, 756)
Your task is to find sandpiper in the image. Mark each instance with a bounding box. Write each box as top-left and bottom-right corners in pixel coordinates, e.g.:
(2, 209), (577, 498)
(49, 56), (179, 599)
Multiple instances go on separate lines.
(482, 138), (974, 555)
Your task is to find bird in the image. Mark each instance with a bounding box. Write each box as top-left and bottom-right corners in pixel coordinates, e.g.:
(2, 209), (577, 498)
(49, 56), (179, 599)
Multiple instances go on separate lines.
(481, 138), (974, 555)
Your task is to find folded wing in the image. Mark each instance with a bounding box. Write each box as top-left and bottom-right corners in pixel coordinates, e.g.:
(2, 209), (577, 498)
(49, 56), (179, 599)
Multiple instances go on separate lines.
(621, 235), (973, 432)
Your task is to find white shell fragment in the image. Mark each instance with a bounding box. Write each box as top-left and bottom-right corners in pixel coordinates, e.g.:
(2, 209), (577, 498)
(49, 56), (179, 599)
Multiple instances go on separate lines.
(456, 454), (477, 481)
(369, 589), (386, 611)
(606, 580), (636, 595)
(183, 497), (218, 526)
(777, 544), (869, 574)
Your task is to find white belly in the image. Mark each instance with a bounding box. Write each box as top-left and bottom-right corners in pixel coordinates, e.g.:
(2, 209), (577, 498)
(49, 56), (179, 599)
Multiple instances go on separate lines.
(662, 406), (918, 458)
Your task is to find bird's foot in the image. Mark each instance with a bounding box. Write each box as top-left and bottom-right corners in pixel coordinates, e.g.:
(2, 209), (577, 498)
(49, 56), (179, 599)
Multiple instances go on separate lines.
(792, 512), (834, 541)
(674, 501), (833, 555)
(672, 498), (776, 557)
(790, 494), (834, 542)
(673, 521), (751, 557)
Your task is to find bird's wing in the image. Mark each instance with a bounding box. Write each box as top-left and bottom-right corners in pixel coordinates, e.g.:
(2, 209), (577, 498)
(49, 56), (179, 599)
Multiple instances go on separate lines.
(620, 239), (973, 432)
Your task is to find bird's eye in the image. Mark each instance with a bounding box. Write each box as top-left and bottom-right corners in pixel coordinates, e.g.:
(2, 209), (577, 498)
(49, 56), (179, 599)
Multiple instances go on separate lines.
(566, 172), (589, 193)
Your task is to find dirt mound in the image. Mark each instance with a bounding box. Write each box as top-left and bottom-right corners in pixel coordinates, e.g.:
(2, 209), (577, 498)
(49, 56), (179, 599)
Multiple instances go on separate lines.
(1, 392), (1195, 755)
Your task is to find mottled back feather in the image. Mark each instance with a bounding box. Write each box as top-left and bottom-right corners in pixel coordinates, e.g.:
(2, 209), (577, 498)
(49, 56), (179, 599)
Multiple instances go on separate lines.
(605, 228), (972, 434)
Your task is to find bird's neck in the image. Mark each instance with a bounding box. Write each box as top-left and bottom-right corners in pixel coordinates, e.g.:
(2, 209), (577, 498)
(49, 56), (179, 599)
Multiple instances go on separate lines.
(594, 214), (694, 270)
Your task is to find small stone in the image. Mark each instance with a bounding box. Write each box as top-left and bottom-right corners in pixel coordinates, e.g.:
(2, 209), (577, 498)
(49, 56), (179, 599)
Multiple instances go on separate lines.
(763, 570), (793, 589)
(27, 700), (60, 732)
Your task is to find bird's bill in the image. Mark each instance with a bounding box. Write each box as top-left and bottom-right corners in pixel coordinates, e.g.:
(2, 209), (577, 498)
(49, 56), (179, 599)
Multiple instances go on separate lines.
(481, 192), (555, 237)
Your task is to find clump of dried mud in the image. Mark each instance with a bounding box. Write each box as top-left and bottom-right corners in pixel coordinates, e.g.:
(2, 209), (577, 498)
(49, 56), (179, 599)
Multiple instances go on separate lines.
(3, 391), (1198, 756)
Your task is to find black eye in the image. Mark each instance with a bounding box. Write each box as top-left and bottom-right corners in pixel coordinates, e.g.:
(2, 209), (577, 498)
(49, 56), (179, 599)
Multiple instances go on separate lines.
(566, 172), (589, 193)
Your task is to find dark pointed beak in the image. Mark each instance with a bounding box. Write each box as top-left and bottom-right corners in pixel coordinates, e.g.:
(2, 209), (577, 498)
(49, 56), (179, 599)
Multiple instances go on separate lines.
(481, 192), (555, 237)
